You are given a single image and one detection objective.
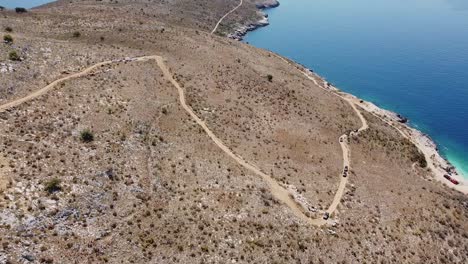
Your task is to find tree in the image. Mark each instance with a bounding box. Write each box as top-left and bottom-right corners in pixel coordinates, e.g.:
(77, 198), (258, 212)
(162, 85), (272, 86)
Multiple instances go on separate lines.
(0, 6), (5, 11)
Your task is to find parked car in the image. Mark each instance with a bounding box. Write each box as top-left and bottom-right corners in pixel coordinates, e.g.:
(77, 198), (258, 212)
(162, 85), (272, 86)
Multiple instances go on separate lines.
(443, 174), (459, 185)
(323, 212), (330, 220)
(343, 172), (347, 178)
(450, 178), (460, 185)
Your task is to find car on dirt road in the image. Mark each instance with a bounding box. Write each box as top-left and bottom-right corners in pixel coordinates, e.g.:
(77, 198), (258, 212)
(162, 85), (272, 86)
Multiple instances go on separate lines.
(323, 212), (330, 220)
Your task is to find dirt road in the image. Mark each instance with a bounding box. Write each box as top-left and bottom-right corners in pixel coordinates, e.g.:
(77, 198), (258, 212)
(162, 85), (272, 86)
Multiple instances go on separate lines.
(211, 0), (243, 35)
(0, 53), (370, 226)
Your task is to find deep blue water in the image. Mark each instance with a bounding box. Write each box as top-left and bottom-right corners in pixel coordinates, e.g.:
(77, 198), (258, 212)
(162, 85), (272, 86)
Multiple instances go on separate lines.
(244, 0), (468, 179)
(0, 0), (54, 9)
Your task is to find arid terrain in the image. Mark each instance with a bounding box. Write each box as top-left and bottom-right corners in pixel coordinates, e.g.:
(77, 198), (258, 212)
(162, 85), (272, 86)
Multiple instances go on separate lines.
(0, 1), (467, 263)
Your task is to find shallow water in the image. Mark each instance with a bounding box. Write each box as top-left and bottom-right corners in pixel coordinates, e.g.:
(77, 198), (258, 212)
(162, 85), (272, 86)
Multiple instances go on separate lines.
(0, 0), (54, 9)
(244, 0), (468, 179)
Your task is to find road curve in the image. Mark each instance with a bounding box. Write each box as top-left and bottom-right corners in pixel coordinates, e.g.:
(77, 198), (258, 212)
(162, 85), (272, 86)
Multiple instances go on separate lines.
(211, 0), (244, 35)
(271, 53), (371, 223)
(155, 56), (318, 224)
(0, 54), (362, 226)
(0, 54), (319, 225)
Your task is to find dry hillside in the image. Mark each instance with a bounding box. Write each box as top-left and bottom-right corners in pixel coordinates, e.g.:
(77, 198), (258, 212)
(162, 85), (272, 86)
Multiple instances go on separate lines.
(0, 1), (466, 263)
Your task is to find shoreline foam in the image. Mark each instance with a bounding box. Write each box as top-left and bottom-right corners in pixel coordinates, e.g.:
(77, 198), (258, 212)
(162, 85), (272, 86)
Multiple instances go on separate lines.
(235, 1), (467, 194)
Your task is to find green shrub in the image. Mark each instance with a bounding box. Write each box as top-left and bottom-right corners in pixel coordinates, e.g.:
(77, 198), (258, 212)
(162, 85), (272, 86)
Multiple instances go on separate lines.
(80, 129), (94, 142)
(45, 178), (62, 194)
(3, 34), (13, 43)
(267, 74), (273, 82)
(8, 51), (20, 61)
(72, 31), (81, 38)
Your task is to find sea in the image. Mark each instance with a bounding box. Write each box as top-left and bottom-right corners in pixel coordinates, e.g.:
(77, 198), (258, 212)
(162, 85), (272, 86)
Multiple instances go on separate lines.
(244, 0), (468, 179)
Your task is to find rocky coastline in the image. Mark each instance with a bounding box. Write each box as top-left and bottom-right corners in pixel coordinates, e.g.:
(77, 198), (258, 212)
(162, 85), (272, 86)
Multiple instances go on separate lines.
(227, 0), (280, 41)
(307, 68), (467, 193)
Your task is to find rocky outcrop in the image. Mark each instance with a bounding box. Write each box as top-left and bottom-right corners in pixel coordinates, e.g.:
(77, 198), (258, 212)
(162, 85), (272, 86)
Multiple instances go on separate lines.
(227, 1), (280, 41)
(228, 13), (269, 41)
(254, 0), (280, 9)
(397, 114), (408, 123)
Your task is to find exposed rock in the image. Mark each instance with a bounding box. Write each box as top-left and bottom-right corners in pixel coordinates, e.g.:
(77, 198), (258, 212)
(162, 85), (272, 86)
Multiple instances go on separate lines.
(228, 13), (270, 41)
(255, 0), (280, 9)
(397, 114), (408, 123)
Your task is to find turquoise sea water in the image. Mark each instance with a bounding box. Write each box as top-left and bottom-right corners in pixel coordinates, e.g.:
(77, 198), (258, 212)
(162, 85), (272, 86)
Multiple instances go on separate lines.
(0, 0), (54, 8)
(244, 0), (468, 179)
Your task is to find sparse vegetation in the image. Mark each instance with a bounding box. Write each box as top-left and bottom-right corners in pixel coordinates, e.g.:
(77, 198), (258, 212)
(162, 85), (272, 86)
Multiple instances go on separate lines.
(72, 31), (81, 38)
(267, 74), (273, 82)
(44, 178), (62, 194)
(3, 34), (13, 43)
(80, 129), (94, 142)
(8, 51), (20, 61)
(5, 26), (12, 32)
(0, 2), (465, 263)
(410, 148), (427, 168)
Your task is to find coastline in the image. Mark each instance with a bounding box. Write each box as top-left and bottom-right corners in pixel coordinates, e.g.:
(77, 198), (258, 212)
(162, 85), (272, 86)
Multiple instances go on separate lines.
(234, 1), (467, 194)
(227, 1), (280, 41)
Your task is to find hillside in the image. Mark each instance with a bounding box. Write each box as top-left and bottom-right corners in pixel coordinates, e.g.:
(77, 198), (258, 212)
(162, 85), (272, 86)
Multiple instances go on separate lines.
(0, 1), (467, 263)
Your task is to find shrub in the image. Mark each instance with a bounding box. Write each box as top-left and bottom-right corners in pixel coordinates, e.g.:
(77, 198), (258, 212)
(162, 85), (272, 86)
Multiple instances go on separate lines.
(5, 26), (12, 32)
(72, 31), (81, 38)
(15, 7), (27, 13)
(8, 51), (20, 61)
(3, 35), (13, 43)
(80, 129), (94, 142)
(45, 178), (62, 194)
(267, 74), (273, 82)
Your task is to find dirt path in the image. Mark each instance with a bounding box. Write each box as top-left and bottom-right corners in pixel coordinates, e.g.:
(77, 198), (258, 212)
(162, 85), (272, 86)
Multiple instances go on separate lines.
(0, 53), (369, 226)
(0, 56), (154, 113)
(211, 0), (243, 35)
(155, 56), (318, 224)
(271, 53), (372, 223)
(0, 54), (322, 225)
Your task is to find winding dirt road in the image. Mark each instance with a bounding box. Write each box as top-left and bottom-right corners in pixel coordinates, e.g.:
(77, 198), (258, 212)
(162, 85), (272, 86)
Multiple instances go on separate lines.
(211, 0), (244, 35)
(0, 53), (367, 226)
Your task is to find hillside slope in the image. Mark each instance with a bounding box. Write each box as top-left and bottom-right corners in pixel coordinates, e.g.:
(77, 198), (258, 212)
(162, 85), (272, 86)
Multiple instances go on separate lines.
(0, 1), (466, 263)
